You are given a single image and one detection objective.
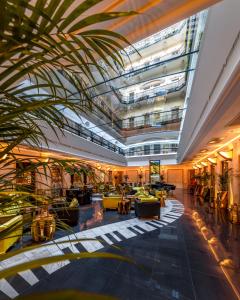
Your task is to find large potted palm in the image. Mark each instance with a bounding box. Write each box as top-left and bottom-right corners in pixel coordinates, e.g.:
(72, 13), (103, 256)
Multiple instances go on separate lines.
(0, 1), (136, 298)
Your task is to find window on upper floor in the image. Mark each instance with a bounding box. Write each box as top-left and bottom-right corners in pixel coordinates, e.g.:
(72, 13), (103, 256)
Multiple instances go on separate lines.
(154, 144), (161, 154)
(144, 145), (150, 155)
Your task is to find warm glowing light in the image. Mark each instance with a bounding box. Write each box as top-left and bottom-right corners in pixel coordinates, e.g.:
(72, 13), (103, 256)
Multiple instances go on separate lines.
(196, 164), (202, 168)
(0, 154), (7, 160)
(208, 137), (224, 144)
(208, 237), (217, 245)
(220, 259), (233, 267)
(207, 157), (217, 164)
(201, 161), (208, 167)
(192, 212), (240, 300)
(193, 166), (198, 170)
(218, 150), (233, 161)
(197, 134), (240, 163)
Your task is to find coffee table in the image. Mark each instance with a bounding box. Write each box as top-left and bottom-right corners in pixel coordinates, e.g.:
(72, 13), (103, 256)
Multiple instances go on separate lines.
(118, 199), (130, 215)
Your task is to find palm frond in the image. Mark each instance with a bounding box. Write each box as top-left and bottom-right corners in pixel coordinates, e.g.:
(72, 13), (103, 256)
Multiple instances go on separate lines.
(0, 0), (136, 155)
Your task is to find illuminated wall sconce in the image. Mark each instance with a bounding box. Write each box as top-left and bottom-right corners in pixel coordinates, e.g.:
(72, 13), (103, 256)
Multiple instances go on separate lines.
(201, 161), (208, 167)
(0, 154), (7, 160)
(217, 150), (233, 161)
(207, 157), (217, 164)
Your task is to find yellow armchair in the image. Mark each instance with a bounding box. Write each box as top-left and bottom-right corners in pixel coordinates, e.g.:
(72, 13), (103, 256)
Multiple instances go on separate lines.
(102, 196), (122, 210)
(138, 197), (158, 202)
(136, 190), (158, 203)
(133, 187), (145, 193)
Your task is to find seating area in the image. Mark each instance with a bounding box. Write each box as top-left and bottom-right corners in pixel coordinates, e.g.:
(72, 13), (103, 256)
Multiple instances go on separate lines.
(0, 182), (175, 254)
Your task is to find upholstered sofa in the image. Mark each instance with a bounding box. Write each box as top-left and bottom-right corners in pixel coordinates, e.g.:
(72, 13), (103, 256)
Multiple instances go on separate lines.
(134, 200), (160, 219)
(52, 198), (79, 226)
(134, 188), (158, 202)
(66, 188), (92, 205)
(102, 195), (122, 210)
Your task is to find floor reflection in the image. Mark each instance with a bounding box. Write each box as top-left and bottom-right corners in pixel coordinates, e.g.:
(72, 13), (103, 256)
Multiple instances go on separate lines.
(175, 188), (240, 291)
(79, 201), (104, 231)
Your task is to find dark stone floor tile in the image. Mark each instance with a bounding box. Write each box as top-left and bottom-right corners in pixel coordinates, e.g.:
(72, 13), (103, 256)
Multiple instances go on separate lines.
(191, 270), (237, 300)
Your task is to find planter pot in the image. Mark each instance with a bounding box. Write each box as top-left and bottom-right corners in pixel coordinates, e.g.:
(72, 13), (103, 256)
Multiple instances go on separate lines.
(31, 213), (56, 242)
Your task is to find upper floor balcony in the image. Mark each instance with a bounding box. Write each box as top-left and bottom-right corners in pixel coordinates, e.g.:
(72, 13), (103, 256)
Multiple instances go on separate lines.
(121, 109), (183, 137)
(123, 45), (185, 78)
(122, 108), (183, 128)
(122, 20), (187, 55)
(63, 118), (125, 156)
(125, 143), (178, 157)
(121, 77), (185, 104)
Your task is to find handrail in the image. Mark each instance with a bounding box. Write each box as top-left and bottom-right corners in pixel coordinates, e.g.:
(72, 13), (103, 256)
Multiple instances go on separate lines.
(123, 46), (186, 77)
(122, 21), (187, 55)
(122, 109), (184, 130)
(126, 147), (178, 157)
(63, 118), (125, 156)
(122, 81), (186, 104)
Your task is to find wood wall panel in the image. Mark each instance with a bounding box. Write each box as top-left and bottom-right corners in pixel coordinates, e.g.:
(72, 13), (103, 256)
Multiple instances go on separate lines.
(167, 169), (183, 188)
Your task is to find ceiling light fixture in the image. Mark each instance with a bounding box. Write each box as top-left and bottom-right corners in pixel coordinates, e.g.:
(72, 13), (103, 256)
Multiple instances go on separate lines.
(207, 157), (217, 164)
(217, 150), (233, 161)
(208, 137), (225, 145)
(197, 134), (240, 164)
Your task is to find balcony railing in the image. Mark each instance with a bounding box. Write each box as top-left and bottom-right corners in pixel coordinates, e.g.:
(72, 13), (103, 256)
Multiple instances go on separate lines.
(123, 20), (187, 55)
(123, 46), (185, 77)
(126, 146), (178, 157)
(122, 109), (184, 130)
(122, 78), (185, 104)
(63, 118), (125, 156)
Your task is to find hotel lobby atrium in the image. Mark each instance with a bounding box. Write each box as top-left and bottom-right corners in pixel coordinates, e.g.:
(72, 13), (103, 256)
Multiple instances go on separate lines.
(1, 0), (240, 299)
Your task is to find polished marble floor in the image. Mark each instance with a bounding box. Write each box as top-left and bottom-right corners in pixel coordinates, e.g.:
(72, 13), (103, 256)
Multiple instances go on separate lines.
(0, 191), (238, 300)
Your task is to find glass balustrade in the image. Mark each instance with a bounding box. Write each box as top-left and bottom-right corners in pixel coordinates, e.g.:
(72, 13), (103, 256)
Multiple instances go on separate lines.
(123, 20), (187, 55)
(126, 144), (178, 157)
(122, 78), (185, 103)
(122, 109), (183, 130)
(61, 114), (180, 156)
(123, 45), (186, 77)
(63, 118), (125, 156)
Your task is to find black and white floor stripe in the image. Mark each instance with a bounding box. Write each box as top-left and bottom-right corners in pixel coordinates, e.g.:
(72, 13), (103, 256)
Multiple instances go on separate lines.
(0, 200), (184, 299)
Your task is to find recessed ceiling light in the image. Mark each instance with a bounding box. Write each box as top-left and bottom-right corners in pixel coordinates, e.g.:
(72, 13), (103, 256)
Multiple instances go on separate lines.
(208, 138), (223, 144)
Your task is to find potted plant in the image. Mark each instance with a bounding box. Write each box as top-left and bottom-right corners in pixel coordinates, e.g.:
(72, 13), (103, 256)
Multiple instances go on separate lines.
(218, 169), (231, 191)
(138, 173), (143, 186)
(0, 0), (135, 291)
(201, 171), (211, 186)
(160, 174), (164, 182)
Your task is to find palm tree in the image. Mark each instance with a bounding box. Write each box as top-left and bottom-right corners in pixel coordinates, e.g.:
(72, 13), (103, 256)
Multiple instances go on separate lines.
(0, 1), (136, 296)
(0, 0), (135, 157)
